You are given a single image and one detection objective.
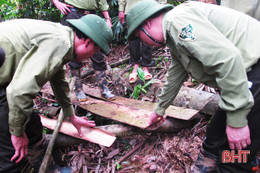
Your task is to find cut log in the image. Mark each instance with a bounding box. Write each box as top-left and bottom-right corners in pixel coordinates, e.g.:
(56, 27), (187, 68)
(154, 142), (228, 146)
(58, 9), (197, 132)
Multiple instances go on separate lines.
(45, 134), (88, 147)
(173, 86), (220, 115)
(40, 115), (116, 147)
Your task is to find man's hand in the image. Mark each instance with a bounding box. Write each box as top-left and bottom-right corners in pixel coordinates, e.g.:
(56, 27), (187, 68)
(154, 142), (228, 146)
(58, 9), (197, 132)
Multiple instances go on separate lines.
(226, 125), (251, 150)
(69, 115), (96, 137)
(11, 133), (29, 163)
(106, 19), (113, 28)
(102, 11), (112, 28)
(53, 0), (73, 15)
(145, 111), (166, 130)
(118, 11), (125, 24)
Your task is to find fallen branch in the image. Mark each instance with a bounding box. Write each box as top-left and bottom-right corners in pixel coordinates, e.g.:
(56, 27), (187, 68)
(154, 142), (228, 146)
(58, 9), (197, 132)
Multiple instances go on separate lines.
(44, 134), (88, 147)
(117, 138), (147, 164)
(97, 117), (193, 136)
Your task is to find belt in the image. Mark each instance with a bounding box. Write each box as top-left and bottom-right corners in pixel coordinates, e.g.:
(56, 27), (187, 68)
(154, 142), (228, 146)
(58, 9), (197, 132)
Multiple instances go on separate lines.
(69, 7), (94, 15)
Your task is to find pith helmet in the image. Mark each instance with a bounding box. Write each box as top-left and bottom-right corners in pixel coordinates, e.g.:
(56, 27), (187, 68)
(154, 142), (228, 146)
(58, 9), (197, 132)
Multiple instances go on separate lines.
(126, 0), (173, 40)
(67, 14), (112, 54)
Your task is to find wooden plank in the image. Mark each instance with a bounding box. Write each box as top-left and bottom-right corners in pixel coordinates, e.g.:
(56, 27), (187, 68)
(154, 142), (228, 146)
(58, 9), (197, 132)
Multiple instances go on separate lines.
(40, 83), (199, 129)
(71, 97), (153, 129)
(40, 115), (116, 147)
(82, 85), (199, 120)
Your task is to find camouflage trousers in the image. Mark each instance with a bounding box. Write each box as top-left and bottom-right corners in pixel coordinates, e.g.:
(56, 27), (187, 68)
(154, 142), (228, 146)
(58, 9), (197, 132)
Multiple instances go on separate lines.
(129, 38), (153, 67)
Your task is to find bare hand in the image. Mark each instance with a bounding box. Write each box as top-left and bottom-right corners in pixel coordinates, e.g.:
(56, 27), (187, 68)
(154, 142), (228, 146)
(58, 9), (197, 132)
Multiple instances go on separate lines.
(146, 112), (166, 130)
(106, 19), (113, 28)
(102, 11), (112, 28)
(11, 133), (29, 163)
(226, 125), (251, 150)
(54, 1), (73, 15)
(69, 115), (96, 137)
(118, 11), (125, 24)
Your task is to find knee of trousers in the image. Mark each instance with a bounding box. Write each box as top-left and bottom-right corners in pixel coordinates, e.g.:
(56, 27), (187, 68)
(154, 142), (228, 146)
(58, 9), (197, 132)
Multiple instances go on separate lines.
(27, 136), (50, 167)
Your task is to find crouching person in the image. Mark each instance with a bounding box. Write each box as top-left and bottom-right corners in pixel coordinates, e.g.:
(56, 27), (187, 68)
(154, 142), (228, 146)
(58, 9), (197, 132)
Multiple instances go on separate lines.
(0, 15), (112, 173)
(126, 1), (260, 172)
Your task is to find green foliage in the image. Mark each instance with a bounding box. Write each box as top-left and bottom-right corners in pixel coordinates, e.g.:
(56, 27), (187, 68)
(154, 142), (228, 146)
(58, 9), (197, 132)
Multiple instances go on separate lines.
(115, 162), (122, 170)
(132, 68), (154, 99)
(0, 0), (188, 43)
(112, 17), (124, 42)
(132, 79), (154, 99)
(42, 127), (53, 134)
(108, 0), (119, 17)
(109, 0), (127, 44)
(137, 67), (145, 82)
(168, 0), (187, 6)
(1, 0), (61, 22)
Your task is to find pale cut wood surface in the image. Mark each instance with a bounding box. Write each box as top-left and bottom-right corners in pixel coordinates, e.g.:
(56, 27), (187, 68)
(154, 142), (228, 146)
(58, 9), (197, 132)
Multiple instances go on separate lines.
(40, 115), (116, 147)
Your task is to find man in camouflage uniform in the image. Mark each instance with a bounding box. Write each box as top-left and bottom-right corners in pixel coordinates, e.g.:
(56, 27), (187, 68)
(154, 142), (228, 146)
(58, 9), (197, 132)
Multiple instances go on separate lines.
(0, 15), (112, 173)
(126, 0), (260, 172)
(52, 0), (116, 101)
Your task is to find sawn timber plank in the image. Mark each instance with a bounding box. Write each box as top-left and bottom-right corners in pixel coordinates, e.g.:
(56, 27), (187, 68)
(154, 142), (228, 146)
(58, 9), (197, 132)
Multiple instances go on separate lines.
(81, 85), (199, 120)
(40, 115), (116, 147)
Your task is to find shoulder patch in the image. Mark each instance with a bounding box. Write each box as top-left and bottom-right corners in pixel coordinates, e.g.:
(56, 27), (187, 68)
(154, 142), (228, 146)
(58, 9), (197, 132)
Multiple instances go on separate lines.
(178, 24), (196, 41)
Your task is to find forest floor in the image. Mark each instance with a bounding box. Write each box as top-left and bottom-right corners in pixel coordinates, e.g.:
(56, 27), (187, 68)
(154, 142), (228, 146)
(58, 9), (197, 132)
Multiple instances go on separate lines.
(37, 44), (260, 173)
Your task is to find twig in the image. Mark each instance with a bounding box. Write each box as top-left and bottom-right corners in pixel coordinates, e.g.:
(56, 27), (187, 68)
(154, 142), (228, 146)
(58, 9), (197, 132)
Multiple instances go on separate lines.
(121, 44), (129, 58)
(95, 158), (101, 173)
(117, 139), (147, 164)
(110, 57), (130, 68)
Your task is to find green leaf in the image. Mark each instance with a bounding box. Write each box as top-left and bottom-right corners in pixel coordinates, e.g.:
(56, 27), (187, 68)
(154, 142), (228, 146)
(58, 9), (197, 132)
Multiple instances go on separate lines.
(137, 67), (145, 82)
(132, 84), (142, 99)
(165, 57), (169, 63)
(0, 0), (15, 7)
(126, 67), (134, 77)
(143, 79), (154, 89)
(140, 87), (147, 93)
(115, 162), (122, 170)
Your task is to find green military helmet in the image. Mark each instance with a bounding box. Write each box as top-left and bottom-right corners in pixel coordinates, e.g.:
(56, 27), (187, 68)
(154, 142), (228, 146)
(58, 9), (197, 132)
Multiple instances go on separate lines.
(126, 0), (173, 40)
(67, 14), (112, 54)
